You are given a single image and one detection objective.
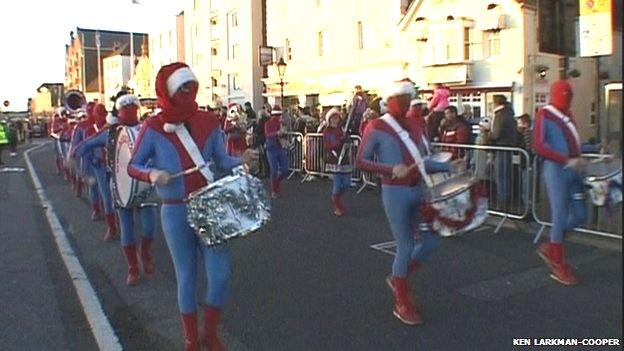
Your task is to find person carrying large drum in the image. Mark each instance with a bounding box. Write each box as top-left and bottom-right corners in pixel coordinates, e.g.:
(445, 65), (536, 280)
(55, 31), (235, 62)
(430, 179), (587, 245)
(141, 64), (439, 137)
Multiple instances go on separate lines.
(356, 80), (452, 326)
(72, 91), (157, 286)
(533, 80), (588, 286)
(128, 62), (258, 351)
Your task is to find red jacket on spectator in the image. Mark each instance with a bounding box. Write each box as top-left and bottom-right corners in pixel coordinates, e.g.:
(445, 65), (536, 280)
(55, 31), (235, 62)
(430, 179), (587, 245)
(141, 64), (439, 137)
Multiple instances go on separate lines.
(439, 122), (469, 159)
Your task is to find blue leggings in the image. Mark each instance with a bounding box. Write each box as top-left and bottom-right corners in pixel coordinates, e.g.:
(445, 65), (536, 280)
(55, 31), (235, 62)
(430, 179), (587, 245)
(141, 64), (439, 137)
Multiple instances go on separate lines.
(267, 148), (288, 181)
(382, 185), (441, 278)
(90, 165), (114, 215)
(332, 173), (350, 195)
(543, 160), (587, 243)
(118, 206), (156, 246)
(84, 167), (100, 206)
(161, 204), (231, 313)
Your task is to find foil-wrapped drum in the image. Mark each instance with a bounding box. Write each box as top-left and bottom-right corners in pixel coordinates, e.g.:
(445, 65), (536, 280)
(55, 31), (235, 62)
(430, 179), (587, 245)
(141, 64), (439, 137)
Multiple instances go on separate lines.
(186, 166), (271, 246)
(421, 173), (488, 237)
(584, 158), (622, 207)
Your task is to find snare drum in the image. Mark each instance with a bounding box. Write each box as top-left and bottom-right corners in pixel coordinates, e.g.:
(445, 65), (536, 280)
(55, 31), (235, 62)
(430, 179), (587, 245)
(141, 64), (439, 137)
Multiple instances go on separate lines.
(584, 158), (622, 207)
(421, 174), (488, 237)
(186, 166), (271, 246)
(112, 125), (157, 208)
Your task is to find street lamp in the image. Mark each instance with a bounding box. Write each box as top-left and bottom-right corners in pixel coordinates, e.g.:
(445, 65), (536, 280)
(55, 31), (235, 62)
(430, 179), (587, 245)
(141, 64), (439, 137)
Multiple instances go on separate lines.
(276, 57), (287, 106)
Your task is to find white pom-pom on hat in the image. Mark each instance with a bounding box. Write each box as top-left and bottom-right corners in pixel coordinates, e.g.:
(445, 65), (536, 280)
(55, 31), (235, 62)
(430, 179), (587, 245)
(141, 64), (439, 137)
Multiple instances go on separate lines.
(105, 113), (118, 125)
(115, 94), (141, 110)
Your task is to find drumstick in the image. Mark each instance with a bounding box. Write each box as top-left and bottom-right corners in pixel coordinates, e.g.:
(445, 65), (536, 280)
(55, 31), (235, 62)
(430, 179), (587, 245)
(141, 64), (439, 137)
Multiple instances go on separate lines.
(170, 163), (208, 179)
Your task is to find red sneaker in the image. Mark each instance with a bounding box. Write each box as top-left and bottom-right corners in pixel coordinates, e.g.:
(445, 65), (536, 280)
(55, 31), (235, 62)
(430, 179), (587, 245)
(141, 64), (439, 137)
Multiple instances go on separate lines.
(390, 276), (422, 325)
(550, 263), (579, 286)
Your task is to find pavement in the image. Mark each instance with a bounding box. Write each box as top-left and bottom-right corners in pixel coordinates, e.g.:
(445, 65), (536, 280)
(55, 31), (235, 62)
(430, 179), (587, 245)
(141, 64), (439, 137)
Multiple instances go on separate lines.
(1, 140), (622, 351)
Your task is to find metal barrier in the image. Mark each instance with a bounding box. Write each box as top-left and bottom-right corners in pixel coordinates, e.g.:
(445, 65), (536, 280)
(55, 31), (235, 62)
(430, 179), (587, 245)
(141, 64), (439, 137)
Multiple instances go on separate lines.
(284, 132), (304, 179)
(301, 133), (362, 183)
(429, 142), (532, 233)
(531, 154), (622, 241)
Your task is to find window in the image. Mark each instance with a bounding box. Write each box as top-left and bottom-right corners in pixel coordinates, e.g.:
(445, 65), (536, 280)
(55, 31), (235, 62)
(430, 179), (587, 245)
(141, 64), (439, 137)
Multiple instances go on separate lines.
(485, 31), (500, 58)
(230, 44), (239, 60)
(211, 47), (218, 56)
(210, 17), (218, 26)
(231, 12), (238, 27)
(318, 31), (324, 56)
(285, 39), (292, 60)
(463, 27), (470, 60)
(357, 21), (363, 50)
(211, 77), (218, 87)
(229, 74), (240, 92)
(194, 0), (199, 10)
(537, 0), (577, 55)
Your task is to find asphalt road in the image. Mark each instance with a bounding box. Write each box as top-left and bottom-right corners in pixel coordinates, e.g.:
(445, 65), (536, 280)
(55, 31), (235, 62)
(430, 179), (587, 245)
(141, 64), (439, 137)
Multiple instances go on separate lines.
(1, 140), (622, 351)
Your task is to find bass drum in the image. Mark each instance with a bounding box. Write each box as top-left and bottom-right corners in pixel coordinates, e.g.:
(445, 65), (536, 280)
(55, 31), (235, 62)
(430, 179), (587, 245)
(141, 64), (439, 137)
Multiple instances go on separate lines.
(111, 125), (157, 208)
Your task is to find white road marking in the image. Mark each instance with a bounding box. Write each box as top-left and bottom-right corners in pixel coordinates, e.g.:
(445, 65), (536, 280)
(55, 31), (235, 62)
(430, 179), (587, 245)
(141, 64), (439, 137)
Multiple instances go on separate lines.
(24, 142), (123, 351)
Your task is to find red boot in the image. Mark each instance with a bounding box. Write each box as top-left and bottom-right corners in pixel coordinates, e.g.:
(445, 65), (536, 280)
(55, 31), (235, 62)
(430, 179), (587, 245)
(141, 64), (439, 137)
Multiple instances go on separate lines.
(332, 194), (345, 217)
(181, 313), (200, 351)
(390, 276), (422, 325)
(202, 306), (227, 351)
(139, 237), (155, 276)
(386, 260), (421, 294)
(549, 243), (579, 286)
(122, 245), (140, 286)
(270, 180), (279, 199)
(103, 213), (118, 242)
(537, 242), (555, 268)
(91, 203), (102, 221)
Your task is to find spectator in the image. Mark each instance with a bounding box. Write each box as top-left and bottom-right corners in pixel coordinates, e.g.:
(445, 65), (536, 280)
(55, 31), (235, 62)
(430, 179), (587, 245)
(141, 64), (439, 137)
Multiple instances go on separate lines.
(359, 107), (379, 136)
(0, 120), (8, 164)
(346, 85), (368, 135)
(294, 106), (316, 134)
(439, 106), (470, 159)
(489, 94), (517, 204)
(517, 113), (533, 153)
(244, 101), (257, 122)
(426, 83), (450, 141)
(461, 104), (474, 120)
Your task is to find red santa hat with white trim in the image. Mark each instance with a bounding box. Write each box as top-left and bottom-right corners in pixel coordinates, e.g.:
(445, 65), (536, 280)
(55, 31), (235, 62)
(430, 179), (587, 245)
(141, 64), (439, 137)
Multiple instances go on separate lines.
(381, 79), (416, 102)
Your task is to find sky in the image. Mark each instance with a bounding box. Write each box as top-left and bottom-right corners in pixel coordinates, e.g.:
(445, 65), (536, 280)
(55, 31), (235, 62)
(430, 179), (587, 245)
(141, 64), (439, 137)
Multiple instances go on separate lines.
(0, 0), (183, 111)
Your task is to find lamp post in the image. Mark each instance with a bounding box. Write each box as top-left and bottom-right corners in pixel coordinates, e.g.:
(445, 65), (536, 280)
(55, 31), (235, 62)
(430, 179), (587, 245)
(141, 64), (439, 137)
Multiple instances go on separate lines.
(276, 57), (287, 106)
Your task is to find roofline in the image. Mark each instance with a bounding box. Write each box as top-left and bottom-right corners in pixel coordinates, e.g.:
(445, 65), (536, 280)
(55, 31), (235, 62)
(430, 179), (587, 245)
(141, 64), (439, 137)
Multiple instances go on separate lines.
(398, 0), (425, 30)
(76, 27), (148, 36)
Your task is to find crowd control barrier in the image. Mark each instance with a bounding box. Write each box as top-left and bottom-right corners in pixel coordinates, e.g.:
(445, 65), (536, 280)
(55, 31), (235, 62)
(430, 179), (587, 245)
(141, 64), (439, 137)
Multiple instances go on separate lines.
(429, 142), (532, 233)
(531, 154), (622, 242)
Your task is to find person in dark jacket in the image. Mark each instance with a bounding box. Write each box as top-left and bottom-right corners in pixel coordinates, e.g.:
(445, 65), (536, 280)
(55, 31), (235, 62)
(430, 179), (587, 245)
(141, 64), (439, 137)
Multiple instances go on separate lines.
(489, 95), (516, 205)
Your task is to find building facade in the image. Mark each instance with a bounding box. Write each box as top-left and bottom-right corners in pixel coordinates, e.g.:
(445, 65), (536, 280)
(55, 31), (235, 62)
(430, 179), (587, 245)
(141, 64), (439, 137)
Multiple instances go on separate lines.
(149, 12), (186, 96)
(264, 0), (408, 108)
(181, 0), (264, 108)
(400, 0), (622, 142)
(103, 55), (131, 109)
(65, 28), (148, 103)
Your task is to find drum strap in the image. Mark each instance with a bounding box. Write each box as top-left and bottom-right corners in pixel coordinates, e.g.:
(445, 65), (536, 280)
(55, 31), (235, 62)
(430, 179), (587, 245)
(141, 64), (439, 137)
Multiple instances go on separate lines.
(173, 125), (215, 182)
(380, 114), (433, 187)
(543, 105), (581, 152)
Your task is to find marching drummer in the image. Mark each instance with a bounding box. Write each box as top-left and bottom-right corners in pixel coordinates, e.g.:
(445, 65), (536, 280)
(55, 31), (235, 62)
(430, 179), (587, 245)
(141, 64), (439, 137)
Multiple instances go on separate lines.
(128, 62), (258, 351)
(356, 79), (451, 326)
(264, 105), (289, 198)
(69, 102), (103, 219)
(323, 107), (352, 216)
(73, 91), (157, 285)
(533, 80), (588, 286)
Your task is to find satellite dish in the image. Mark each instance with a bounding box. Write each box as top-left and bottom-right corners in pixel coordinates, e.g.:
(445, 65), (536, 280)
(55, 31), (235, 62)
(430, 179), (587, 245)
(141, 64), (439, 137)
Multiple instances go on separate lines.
(3, 100), (9, 107)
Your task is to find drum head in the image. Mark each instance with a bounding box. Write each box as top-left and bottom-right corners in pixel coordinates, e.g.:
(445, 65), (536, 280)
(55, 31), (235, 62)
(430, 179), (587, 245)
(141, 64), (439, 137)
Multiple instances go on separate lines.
(428, 174), (475, 202)
(114, 126), (139, 207)
(429, 152), (453, 163)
